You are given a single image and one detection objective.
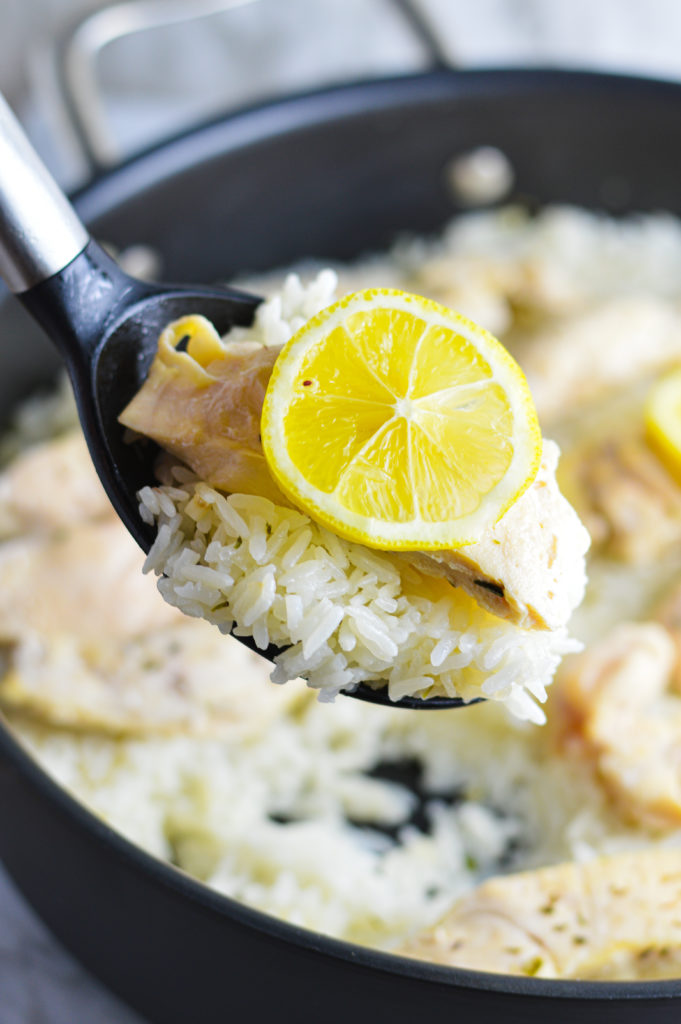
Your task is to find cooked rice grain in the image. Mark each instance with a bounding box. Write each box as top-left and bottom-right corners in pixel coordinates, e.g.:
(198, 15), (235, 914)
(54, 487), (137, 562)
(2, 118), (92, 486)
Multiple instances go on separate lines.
(142, 484), (579, 722)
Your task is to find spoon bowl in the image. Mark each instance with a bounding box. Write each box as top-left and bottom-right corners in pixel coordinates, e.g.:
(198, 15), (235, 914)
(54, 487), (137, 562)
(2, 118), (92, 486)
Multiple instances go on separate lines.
(0, 91), (472, 710)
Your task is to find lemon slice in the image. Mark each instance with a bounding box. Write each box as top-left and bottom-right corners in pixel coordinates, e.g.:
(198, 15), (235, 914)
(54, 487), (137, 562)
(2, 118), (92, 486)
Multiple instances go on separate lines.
(261, 289), (541, 550)
(645, 366), (681, 483)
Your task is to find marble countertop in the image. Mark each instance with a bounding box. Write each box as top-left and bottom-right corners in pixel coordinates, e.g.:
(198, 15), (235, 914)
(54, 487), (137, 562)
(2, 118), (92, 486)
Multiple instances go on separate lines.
(1, 1), (680, 1021)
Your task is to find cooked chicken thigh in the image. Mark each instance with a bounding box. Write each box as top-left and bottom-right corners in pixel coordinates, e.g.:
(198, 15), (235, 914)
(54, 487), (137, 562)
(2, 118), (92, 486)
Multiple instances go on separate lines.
(0, 435), (302, 735)
(400, 849), (681, 980)
(557, 622), (681, 827)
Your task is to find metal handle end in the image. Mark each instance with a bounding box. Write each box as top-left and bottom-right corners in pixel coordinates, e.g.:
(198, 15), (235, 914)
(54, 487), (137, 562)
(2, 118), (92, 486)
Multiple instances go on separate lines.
(0, 92), (89, 294)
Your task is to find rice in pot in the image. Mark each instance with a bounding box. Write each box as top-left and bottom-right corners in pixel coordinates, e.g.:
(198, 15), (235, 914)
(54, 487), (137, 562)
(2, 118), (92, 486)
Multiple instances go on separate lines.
(5, 205), (681, 973)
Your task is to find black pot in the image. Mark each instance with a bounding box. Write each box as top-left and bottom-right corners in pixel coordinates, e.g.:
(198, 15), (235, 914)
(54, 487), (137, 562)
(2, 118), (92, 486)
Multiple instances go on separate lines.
(1, 68), (681, 1023)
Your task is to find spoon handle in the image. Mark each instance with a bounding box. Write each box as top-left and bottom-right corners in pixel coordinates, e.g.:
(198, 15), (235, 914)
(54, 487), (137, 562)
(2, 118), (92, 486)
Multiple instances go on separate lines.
(0, 91), (89, 294)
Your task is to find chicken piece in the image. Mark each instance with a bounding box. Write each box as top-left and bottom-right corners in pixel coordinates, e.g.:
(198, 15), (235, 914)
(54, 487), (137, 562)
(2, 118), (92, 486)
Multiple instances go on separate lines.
(119, 315), (284, 504)
(651, 579), (681, 691)
(557, 622), (681, 827)
(0, 518), (303, 736)
(559, 433), (681, 563)
(0, 519), (177, 641)
(411, 440), (590, 631)
(121, 317), (589, 632)
(399, 849), (681, 980)
(408, 255), (518, 337)
(408, 248), (589, 337)
(0, 431), (111, 536)
(513, 297), (681, 426)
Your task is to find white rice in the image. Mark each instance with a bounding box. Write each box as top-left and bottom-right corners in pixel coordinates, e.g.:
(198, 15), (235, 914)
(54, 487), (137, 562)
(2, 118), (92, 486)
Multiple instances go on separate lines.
(141, 480), (578, 724)
(14, 691), (679, 948)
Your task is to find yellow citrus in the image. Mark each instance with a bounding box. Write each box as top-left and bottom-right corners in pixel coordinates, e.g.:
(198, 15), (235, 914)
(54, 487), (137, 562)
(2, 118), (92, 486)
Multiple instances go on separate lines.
(645, 366), (681, 483)
(261, 289), (542, 550)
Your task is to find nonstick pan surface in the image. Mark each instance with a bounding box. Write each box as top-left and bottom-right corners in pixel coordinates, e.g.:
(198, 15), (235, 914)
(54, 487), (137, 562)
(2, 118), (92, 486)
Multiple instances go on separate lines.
(1, 68), (681, 1023)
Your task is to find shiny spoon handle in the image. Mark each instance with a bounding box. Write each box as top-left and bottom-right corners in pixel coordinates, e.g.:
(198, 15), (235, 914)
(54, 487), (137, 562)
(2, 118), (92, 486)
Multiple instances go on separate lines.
(0, 91), (88, 294)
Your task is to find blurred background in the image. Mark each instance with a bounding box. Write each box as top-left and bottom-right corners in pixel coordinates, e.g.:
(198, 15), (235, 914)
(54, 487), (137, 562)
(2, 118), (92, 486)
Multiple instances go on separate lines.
(0, 1), (680, 1021)
(3, 0), (681, 190)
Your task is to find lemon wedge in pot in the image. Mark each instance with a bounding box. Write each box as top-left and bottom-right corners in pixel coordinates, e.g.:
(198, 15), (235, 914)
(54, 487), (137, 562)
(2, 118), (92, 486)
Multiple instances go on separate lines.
(645, 366), (681, 484)
(261, 289), (542, 550)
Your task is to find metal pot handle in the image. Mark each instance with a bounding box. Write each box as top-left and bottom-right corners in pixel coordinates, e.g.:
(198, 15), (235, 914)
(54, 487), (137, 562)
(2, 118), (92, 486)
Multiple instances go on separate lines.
(54, 0), (453, 175)
(58, 0), (260, 172)
(391, 0), (451, 70)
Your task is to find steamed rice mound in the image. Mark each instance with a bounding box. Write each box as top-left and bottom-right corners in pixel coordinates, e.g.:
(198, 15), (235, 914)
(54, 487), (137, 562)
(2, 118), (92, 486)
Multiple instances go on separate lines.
(141, 475), (579, 723)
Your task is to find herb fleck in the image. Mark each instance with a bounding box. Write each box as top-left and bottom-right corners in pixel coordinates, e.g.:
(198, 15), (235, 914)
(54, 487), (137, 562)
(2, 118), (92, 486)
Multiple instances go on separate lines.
(521, 957), (544, 976)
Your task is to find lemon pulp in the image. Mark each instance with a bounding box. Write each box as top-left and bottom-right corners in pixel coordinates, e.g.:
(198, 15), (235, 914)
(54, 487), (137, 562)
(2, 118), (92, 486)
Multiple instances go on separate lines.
(645, 366), (681, 483)
(261, 289), (541, 550)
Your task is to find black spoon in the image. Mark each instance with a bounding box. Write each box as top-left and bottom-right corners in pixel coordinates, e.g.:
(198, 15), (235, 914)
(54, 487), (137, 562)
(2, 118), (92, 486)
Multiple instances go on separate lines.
(0, 92), (475, 711)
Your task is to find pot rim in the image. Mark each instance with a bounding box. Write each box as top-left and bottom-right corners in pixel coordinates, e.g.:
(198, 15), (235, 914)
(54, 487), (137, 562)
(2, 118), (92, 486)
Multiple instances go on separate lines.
(70, 64), (681, 225)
